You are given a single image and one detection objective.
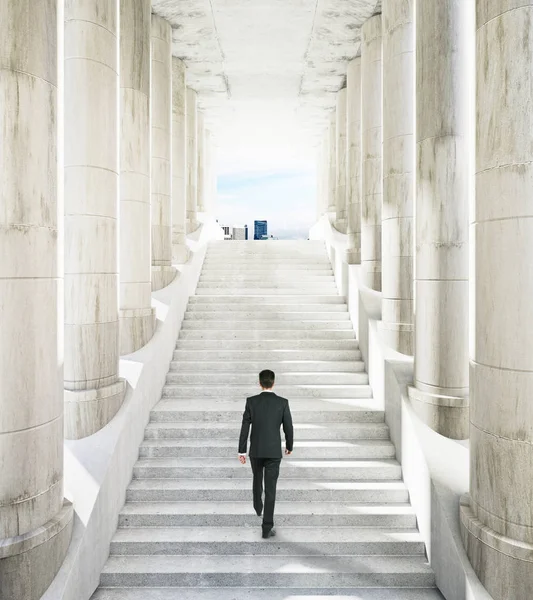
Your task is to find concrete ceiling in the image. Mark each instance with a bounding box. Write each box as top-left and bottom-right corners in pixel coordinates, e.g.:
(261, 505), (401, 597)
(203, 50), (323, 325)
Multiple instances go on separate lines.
(152, 0), (380, 173)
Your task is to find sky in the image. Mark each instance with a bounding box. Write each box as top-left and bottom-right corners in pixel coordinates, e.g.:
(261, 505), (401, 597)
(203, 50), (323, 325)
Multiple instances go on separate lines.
(215, 169), (317, 240)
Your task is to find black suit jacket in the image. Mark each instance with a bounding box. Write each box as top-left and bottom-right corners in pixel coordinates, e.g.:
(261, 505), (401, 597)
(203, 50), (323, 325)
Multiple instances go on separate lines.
(238, 391), (294, 458)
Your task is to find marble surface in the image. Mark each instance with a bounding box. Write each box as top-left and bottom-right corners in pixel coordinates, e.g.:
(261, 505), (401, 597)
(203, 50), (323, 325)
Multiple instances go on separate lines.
(327, 110), (337, 214)
(361, 14), (383, 291)
(380, 0), (414, 355)
(346, 57), (362, 265)
(460, 2), (533, 598)
(150, 15), (176, 291)
(119, 0), (155, 353)
(63, 0), (125, 440)
(197, 111), (206, 214)
(0, 1), (72, 597)
(335, 87), (348, 233)
(411, 0), (472, 439)
(186, 87), (199, 233)
(171, 57), (189, 264)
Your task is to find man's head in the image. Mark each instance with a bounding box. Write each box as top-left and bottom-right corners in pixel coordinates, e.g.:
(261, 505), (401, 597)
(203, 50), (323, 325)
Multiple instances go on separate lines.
(259, 369), (275, 390)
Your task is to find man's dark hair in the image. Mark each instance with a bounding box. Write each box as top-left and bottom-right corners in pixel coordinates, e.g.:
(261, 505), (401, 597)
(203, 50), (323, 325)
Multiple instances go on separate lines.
(259, 370), (275, 389)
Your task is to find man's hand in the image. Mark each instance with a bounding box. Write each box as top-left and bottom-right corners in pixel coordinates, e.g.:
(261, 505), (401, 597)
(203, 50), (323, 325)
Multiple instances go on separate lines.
(238, 455), (246, 464)
(285, 449), (292, 455)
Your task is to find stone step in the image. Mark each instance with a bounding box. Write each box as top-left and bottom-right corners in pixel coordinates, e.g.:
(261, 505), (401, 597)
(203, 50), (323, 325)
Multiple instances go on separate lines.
(99, 554), (434, 588)
(118, 502), (416, 528)
(139, 439), (396, 459)
(202, 263), (334, 270)
(160, 384), (372, 399)
(186, 303), (348, 312)
(175, 339), (360, 350)
(181, 320), (353, 331)
(165, 372), (369, 386)
(151, 399), (379, 423)
(143, 421), (390, 441)
(189, 295), (346, 304)
(184, 311), (350, 320)
(172, 349), (362, 361)
(126, 479), (409, 503)
(195, 288), (339, 296)
(109, 527), (425, 556)
(92, 587), (443, 600)
(178, 330), (355, 340)
(199, 273), (335, 281)
(196, 281), (338, 290)
(132, 458), (401, 480)
(169, 359), (365, 372)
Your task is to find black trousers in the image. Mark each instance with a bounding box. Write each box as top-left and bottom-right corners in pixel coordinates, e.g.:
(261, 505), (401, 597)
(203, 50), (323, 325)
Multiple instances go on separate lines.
(250, 457), (281, 530)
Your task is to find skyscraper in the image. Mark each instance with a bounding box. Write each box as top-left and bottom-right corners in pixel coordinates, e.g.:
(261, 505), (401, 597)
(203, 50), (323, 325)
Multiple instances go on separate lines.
(254, 220), (268, 240)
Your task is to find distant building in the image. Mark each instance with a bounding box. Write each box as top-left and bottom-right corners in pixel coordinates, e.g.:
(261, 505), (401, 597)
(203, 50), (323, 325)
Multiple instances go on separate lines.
(220, 225), (232, 240)
(233, 225), (248, 241)
(254, 220), (268, 240)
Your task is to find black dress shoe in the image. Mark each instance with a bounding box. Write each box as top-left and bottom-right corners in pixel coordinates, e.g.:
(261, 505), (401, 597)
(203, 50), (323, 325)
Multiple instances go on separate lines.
(255, 505), (263, 517)
(262, 528), (276, 539)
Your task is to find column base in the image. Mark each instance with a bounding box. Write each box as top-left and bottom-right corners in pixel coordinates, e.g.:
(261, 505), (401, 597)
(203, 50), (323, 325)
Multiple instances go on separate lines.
(151, 265), (177, 292)
(346, 249), (361, 265)
(186, 220), (199, 234)
(408, 385), (469, 439)
(0, 500), (73, 600)
(361, 264), (382, 291)
(334, 218), (347, 234)
(64, 379), (126, 440)
(460, 495), (533, 600)
(172, 243), (189, 265)
(120, 307), (156, 355)
(379, 321), (414, 355)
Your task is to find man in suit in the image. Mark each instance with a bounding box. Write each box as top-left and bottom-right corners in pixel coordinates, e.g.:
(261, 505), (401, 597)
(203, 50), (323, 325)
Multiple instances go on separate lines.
(238, 369), (294, 539)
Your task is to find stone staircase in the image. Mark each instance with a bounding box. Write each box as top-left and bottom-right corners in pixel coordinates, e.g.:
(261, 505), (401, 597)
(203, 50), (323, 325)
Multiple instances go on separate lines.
(92, 241), (442, 600)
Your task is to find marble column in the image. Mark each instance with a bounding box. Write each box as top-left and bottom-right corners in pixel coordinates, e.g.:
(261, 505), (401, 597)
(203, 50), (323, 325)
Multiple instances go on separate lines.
(360, 15), (383, 291)
(119, 0), (155, 354)
(0, 1), (73, 596)
(186, 87), (199, 233)
(151, 15), (176, 291)
(408, 0), (472, 439)
(460, 2), (533, 597)
(335, 87), (348, 233)
(327, 110), (337, 217)
(203, 129), (215, 216)
(197, 111), (206, 217)
(171, 57), (188, 264)
(346, 58), (362, 265)
(316, 139), (326, 220)
(64, 0), (126, 439)
(380, 0), (415, 355)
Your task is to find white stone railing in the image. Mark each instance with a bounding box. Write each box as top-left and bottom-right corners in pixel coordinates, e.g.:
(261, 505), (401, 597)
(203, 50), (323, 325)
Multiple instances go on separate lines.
(310, 215), (493, 600)
(43, 220), (223, 600)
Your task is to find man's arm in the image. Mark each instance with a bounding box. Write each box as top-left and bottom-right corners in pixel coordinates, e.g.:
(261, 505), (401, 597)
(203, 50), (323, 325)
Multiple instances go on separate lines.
(238, 398), (251, 456)
(283, 399), (294, 453)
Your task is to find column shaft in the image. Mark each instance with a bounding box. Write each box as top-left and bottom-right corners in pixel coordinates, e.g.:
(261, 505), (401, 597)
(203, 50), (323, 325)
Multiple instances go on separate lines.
(327, 110), (337, 216)
(0, 1), (73, 595)
(408, 0), (472, 439)
(151, 15), (176, 291)
(203, 129), (214, 216)
(63, 0), (125, 440)
(171, 57), (188, 264)
(119, 0), (155, 354)
(346, 58), (362, 264)
(197, 111), (206, 216)
(361, 15), (383, 291)
(335, 88), (348, 233)
(186, 87), (199, 233)
(381, 0), (415, 354)
(461, 2), (533, 597)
